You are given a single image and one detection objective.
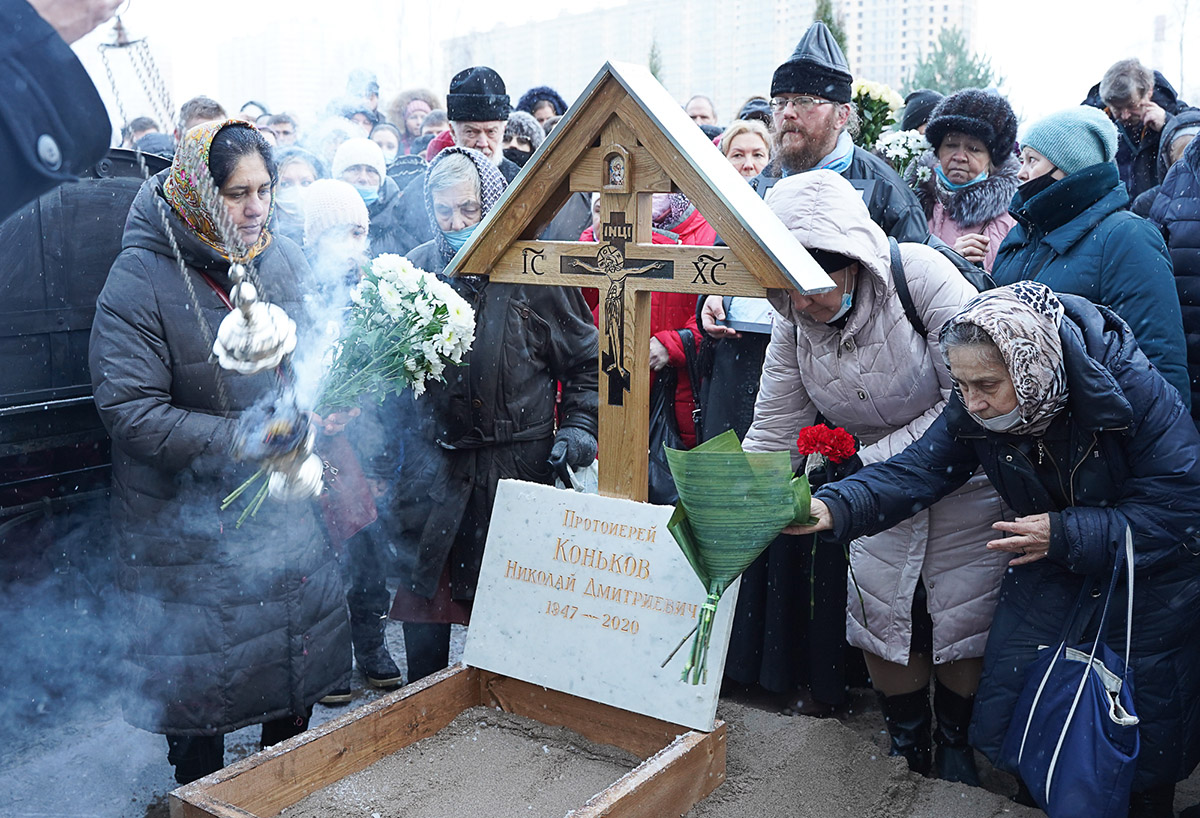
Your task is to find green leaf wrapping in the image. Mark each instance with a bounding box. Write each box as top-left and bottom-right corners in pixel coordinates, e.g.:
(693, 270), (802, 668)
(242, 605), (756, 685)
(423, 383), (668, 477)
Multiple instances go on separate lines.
(662, 430), (814, 683)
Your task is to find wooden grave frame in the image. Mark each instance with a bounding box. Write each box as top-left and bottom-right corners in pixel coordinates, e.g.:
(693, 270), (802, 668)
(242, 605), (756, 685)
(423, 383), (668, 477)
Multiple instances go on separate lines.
(173, 62), (828, 818)
(171, 665), (726, 817)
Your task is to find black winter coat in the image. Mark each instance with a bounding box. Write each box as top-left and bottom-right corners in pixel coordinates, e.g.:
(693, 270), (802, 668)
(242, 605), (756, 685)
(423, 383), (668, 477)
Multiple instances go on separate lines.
(1151, 136), (1200, 424)
(817, 295), (1200, 790)
(0, 0), (111, 221)
(391, 239), (598, 600)
(1084, 71), (1192, 199)
(89, 174), (350, 736)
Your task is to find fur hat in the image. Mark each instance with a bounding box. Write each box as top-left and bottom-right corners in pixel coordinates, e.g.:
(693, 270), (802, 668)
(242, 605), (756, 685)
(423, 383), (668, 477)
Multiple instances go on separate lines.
(303, 179), (369, 245)
(331, 138), (387, 182)
(446, 66), (511, 122)
(924, 89), (1018, 165)
(1021, 106), (1119, 177)
(504, 110), (545, 152)
(516, 86), (568, 116)
(771, 21), (853, 103)
(901, 89), (943, 132)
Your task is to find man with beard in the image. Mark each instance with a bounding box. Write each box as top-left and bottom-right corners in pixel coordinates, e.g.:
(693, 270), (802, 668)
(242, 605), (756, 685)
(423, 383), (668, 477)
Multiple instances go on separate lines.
(750, 21), (926, 240)
(393, 66), (520, 254)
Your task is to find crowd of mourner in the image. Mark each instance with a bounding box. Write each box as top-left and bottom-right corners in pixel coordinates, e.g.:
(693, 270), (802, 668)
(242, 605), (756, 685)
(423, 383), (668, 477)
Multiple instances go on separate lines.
(10, 2), (1200, 814)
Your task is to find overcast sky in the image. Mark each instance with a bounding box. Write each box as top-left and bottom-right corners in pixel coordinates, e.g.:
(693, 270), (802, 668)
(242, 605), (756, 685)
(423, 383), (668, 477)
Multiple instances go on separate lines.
(73, 0), (1193, 131)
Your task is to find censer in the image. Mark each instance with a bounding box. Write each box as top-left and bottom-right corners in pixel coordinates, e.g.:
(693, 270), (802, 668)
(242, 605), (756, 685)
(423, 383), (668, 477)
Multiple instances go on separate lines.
(99, 7), (321, 505)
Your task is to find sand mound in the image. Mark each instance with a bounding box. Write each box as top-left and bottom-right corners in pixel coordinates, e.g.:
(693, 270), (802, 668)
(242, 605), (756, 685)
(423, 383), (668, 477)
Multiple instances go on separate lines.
(689, 701), (1042, 818)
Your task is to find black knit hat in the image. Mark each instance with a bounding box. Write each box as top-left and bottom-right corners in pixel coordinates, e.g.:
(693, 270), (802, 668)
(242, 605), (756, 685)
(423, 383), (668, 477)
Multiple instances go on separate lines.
(901, 89), (943, 131)
(771, 22), (853, 103)
(924, 89), (1018, 165)
(446, 66), (511, 122)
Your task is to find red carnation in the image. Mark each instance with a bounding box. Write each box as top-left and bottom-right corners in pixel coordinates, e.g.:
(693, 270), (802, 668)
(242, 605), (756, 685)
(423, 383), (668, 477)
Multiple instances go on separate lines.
(796, 425), (857, 464)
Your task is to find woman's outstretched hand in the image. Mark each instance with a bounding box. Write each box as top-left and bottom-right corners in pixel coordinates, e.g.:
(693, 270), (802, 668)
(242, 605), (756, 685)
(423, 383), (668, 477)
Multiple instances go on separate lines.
(783, 498), (833, 535)
(988, 513), (1050, 566)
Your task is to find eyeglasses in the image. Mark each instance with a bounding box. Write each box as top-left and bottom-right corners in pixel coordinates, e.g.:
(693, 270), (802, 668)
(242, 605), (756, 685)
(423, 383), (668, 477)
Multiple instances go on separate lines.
(769, 96), (836, 113)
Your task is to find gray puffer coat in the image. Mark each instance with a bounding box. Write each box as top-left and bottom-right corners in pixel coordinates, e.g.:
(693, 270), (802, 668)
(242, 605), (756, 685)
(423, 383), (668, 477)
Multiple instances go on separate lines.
(743, 171), (1010, 665)
(89, 172), (350, 736)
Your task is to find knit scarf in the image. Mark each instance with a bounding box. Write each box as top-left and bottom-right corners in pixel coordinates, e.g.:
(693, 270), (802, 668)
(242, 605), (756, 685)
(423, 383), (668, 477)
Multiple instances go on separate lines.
(162, 119), (273, 263)
(941, 281), (1069, 437)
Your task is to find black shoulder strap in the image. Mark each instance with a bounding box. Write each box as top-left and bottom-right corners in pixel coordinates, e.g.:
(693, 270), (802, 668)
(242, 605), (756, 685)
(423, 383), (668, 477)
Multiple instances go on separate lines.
(889, 237), (928, 339)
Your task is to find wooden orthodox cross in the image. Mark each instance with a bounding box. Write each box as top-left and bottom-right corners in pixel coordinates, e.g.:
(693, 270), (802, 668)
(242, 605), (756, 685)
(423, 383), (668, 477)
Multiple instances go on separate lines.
(447, 62), (832, 502)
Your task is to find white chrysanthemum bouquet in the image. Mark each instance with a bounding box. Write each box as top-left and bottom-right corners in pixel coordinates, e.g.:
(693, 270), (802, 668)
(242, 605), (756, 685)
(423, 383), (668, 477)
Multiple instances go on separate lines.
(318, 253), (476, 410)
(851, 79), (904, 150)
(875, 129), (931, 177)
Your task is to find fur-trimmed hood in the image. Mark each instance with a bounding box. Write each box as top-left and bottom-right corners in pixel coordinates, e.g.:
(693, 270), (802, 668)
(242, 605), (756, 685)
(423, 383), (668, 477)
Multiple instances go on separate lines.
(907, 150), (1019, 229)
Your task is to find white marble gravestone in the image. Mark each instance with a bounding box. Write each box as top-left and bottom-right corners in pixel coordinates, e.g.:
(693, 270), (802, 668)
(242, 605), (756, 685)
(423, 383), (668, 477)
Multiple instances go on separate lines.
(463, 479), (739, 732)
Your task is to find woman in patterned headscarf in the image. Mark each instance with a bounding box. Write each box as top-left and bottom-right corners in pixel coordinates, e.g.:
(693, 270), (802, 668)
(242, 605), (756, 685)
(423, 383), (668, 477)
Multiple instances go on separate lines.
(795, 282), (1200, 815)
(89, 120), (350, 786)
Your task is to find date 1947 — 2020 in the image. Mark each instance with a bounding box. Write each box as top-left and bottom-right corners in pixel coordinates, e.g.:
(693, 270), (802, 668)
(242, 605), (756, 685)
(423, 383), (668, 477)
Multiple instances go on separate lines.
(544, 600), (639, 634)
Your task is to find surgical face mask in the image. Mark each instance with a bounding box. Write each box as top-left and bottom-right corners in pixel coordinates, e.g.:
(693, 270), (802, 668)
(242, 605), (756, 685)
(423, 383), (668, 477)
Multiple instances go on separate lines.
(935, 164), (989, 191)
(970, 404), (1023, 432)
(354, 184), (380, 205)
(274, 186), (304, 220)
(825, 290), (853, 324)
(442, 222), (479, 252)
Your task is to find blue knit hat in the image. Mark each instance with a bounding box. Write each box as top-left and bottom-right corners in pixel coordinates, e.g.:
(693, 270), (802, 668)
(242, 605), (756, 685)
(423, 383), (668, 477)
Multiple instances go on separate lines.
(1021, 106), (1119, 177)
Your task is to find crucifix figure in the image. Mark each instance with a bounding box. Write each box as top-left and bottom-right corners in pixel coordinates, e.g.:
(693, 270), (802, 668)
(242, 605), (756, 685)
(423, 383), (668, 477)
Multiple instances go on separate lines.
(563, 210), (672, 405)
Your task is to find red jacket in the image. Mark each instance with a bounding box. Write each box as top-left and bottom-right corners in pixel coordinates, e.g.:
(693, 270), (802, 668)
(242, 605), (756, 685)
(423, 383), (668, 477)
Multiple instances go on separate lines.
(579, 212), (713, 447)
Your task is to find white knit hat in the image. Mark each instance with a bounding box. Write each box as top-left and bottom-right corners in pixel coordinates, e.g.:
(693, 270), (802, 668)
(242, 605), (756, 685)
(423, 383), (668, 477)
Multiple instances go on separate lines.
(302, 179), (370, 245)
(331, 137), (387, 181)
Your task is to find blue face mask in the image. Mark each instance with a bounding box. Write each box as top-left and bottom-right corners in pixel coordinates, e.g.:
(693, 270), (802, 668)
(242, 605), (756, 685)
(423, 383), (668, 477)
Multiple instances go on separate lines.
(442, 222), (479, 252)
(935, 164), (989, 191)
(825, 291), (853, 324)
(354, 184), (379, 205)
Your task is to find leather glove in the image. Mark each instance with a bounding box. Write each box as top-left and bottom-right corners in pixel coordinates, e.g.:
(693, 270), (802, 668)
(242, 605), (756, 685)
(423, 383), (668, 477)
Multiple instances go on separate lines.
(550, 426), (598, 469)
(805, 453), (863, 489)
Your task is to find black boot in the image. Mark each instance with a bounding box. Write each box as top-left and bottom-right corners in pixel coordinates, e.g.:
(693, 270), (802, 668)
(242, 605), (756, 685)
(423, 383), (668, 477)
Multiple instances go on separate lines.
(932, 680), (981, 786)
(166, 734), (225, 785)
(350, 610), (403, 689)
(877, 689), (932, 776)
(1128, 782), (1175, 818)
(402, 621), (452, 683)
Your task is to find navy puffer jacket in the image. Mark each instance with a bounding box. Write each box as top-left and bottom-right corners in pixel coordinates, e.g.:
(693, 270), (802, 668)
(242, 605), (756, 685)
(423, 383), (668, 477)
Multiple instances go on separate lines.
(816, 294), (1200, 791)
(1150, 136), (1200, 424)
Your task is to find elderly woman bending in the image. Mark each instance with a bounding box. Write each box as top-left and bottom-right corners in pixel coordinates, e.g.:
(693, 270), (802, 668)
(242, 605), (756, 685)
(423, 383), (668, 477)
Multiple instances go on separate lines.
(798, 282), (1200, 817)
(740, 170), (1010, 783)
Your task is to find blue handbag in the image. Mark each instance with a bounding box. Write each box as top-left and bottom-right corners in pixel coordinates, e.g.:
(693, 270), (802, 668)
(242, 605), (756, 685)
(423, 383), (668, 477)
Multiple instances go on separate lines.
(999, 526), (1139, 818)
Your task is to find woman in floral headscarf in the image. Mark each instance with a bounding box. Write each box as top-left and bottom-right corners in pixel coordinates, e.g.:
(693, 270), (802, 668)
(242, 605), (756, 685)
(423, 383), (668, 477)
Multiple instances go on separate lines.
(89, 120), (349, 786)
(796, 282), (1200, 816)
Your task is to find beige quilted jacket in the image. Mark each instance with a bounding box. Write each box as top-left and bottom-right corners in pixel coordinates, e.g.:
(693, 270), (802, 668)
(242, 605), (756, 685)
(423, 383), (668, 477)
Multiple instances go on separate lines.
(744, 171), (1011, 665)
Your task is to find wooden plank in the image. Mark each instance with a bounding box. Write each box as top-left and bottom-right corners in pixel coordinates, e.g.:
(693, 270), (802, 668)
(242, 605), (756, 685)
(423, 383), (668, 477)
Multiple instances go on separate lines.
(569, 146), (673, 194)
(177, 667), (723, 818)
(490, 241), (773, 297)
(454, 79), (627, 276)
(477, 670), (685, 760)
(173, 665), (482, 818)
(566, 725), (727, 818)
(596, 286), (650, 501)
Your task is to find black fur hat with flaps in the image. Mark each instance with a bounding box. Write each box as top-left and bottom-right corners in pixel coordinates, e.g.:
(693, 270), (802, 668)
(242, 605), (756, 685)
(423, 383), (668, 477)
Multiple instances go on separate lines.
(924, 89), (1018, 165)
(446, 66), (511, 122)
(771, 21), (853, 103)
